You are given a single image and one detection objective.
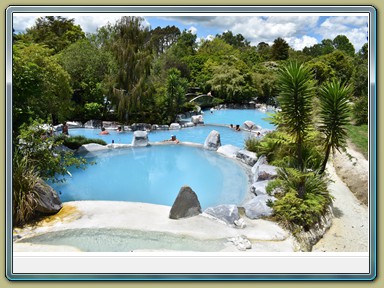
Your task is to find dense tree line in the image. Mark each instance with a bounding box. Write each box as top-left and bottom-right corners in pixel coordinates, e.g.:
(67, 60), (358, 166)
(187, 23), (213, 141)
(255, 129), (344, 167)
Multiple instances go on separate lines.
(13, 15), (369, 129)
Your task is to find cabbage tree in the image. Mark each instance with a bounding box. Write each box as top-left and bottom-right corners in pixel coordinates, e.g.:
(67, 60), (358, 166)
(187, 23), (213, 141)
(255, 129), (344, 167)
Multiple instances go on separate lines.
(318, 80), (352, 174)
(277, 61), (315, 172)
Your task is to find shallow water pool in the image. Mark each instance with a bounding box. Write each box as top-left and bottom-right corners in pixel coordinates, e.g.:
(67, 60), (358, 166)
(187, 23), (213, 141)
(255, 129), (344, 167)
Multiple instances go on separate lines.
(17, 228), (227, 252)
(53, 145), (249, 209)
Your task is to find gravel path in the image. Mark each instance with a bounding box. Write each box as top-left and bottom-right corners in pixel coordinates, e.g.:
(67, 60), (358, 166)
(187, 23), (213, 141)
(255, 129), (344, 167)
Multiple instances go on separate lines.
(312, 148), (369, 252)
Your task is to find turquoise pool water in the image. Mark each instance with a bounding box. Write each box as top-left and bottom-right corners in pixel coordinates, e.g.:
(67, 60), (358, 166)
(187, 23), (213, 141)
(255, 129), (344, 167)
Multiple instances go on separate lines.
(202, 108), (275, 129)
(53, 145), (249, 209)
(69, 125), (250, 147)
(18, 228), (227, 252)
(68, 108), (274, 147)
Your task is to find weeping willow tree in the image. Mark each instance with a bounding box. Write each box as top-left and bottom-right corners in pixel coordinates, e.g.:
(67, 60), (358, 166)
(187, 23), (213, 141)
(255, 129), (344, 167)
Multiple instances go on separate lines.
(109, 16), (154, 122)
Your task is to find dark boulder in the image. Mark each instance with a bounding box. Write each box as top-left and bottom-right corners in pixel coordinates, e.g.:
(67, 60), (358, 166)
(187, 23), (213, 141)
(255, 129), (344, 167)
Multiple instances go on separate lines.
(33, 179), (62, 214)
(169, 186), (202, 219)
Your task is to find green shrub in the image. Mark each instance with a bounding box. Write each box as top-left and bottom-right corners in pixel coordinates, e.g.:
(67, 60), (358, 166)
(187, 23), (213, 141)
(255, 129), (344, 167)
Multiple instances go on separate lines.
(245, 131), (295, 164)
(244, 136), (260, 153)
(55, 135), (107, 150)
(12, 150), (39, 227)
(181, 102), (198, 113)
(17, 120), (89, 183)
(268, 167), (332, 232)
(211, 97), (224, 106)
(352, 96), (368, 125)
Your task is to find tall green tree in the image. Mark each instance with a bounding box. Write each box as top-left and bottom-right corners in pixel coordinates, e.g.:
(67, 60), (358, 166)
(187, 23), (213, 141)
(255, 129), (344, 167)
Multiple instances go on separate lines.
(271, 37), (290, 61)
(207, 61), (254, 103)
(318, 80), (352, 174)
(57, 38), (115, 122)
(165, 68), (188, 122)
(257, 42), (271, 61)
(332, 35), (355, 57)
(277, 61), (315, 176)
(107, 16), (154, 122)
(150, 25), (181, 55)
(13, 43), (72, 127)
(23, 16), (85, 53)
(302, 39), (334, 57)
(216, 30), (250, 49)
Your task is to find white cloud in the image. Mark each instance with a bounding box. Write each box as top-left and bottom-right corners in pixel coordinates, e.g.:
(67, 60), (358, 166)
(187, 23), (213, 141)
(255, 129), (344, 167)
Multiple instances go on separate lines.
(317, 16), (368, 51)
(13, 13), (135, 34)
(324, 16), (367, 27)
(12, 14), (368, 51)
(188, 26), (198, 35)
(286, 35), (318, 50)
(210, 16), (320, 46)
(13, 15), (39, 32)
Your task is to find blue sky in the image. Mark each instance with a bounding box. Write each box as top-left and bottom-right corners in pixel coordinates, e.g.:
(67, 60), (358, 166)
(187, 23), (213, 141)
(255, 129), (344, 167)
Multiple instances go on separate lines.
(13, 13), (369, 51)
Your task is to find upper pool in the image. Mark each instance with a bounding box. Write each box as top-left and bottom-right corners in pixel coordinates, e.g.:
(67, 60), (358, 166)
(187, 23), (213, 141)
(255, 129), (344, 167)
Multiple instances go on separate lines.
(68, 109), (274, 148)
(202, 108), (275, 130)
(69, 125), (250, 148)
(52, 145), (249, 209)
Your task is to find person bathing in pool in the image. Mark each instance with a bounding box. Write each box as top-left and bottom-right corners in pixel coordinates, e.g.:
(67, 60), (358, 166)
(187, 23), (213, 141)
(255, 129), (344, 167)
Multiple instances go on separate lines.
(163, 135), (180, 144)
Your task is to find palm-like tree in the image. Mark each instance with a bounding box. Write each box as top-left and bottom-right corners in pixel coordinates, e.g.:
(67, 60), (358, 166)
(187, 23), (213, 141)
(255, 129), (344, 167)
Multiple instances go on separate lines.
(277, 61), (315, 173)
(318, 79), (352, 174)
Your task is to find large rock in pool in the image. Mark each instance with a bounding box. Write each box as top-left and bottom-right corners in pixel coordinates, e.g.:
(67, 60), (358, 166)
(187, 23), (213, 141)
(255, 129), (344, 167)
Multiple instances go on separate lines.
(204, 204), (239, 225)
(33, 179), (62, 214)
(169, 186), (202, 219)
(77, 143), (108, 154)
(131, 130), (149, 147)
(191, 115), (204, 125)
(203, 130), (221, 151)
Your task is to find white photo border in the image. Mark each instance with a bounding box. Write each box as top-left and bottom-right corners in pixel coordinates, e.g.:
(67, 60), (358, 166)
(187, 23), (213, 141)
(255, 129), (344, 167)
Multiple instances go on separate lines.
(5, 5), (377, 281)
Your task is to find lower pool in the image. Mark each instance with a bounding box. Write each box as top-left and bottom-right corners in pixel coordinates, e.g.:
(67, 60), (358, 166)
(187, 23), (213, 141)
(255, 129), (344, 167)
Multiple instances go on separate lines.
(52, 145), (249, 209)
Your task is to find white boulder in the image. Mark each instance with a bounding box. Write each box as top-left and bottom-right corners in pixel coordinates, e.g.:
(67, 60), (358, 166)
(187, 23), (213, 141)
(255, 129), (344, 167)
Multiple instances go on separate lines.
(131, 131), (149, 147)
(191, 115), (204, 125)
(169, 123), (181, 130)
(217, 145), (241, 158)
(243, 195), (276, 219)
(203, 130), (221, 151)
(236, 149), (257, 166)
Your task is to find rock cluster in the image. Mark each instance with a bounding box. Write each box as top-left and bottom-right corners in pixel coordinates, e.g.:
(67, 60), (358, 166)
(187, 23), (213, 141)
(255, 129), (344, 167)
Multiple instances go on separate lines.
(242, 155), (278, 220)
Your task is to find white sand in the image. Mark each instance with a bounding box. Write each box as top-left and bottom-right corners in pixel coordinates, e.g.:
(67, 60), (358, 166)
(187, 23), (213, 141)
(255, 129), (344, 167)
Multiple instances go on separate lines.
(13, 201), (298, 252)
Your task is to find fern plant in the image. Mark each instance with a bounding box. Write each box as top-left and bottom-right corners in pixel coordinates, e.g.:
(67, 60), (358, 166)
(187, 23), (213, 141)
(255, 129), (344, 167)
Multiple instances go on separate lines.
(267, 167), (333, 231)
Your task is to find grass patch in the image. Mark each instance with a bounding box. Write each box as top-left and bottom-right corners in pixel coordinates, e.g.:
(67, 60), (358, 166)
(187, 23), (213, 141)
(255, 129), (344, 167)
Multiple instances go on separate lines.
(346, 124), (368, 159)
